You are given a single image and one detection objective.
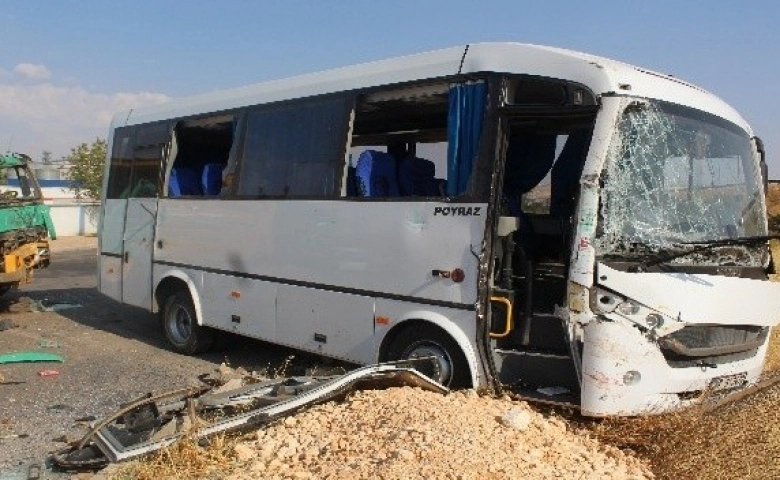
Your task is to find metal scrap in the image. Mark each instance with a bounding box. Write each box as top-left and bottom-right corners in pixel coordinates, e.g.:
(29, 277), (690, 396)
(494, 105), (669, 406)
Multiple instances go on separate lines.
(51, 360), (447, 471)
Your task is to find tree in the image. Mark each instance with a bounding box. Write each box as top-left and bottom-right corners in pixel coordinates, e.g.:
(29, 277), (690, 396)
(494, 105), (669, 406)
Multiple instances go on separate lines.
(65, 138), (107, 200)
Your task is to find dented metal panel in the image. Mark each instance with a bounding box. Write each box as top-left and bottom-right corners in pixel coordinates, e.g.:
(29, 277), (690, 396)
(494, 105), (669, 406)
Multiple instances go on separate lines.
(569, 97), (627, 287)
(596, 263), (780, 326)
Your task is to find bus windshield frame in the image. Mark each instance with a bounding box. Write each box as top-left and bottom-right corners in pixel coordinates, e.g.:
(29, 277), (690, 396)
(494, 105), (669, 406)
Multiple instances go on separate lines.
(594, 99), (767, 266)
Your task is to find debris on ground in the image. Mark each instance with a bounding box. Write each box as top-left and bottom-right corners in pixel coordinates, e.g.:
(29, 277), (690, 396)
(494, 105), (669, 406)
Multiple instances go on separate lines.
(5, 297), (82, 314)
(0, 319), (17, 331)
(0, 351), (64, 364)
(28, 301), (82, 313)
(51, 361), (447, 471)
(37, 370), (60, 378)
(37, 339), (61, 349)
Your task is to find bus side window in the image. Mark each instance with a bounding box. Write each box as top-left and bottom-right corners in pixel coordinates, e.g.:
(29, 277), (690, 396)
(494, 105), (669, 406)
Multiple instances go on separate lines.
(347, 81), (485, 199)
(236, 96), (351, 198)
(106, 129), (135, 199)
(168, 116), (235, 198)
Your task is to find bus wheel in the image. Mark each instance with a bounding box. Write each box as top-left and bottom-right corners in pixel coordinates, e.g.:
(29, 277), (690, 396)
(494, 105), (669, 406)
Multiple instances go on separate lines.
(383, 324), (472, 389)
(161, 291), (214, 355)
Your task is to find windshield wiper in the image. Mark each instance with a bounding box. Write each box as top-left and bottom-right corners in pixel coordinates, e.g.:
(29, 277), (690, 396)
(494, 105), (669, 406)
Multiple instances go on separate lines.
(628, 234), (780, 272)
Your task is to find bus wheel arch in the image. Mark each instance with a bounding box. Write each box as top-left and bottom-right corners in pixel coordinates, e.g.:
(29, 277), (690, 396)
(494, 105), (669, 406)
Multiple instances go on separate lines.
(379, 319), (475, 389)
(155, 276), (214, 355)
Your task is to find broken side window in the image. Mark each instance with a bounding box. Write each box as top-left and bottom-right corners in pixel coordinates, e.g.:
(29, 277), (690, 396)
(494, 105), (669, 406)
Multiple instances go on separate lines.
(168, 115), (235, 197)
(347, 81), (486, 199)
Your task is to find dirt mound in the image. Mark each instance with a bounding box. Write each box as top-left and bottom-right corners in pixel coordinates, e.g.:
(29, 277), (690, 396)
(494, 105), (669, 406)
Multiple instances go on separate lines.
(225, 387), (652, 480)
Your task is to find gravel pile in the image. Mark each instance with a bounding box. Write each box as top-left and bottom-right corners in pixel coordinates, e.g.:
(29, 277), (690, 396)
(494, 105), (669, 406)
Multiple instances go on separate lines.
(226, 387), (653, 480)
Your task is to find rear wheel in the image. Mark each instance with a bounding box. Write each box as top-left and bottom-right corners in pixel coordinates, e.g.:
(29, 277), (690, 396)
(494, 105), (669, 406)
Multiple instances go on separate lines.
(161, 291), (214, 355)
(383, 323), (472, 389)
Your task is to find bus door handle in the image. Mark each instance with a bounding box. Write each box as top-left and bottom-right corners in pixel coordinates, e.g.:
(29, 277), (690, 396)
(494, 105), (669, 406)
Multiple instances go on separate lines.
(489, 296), (513, 338)
(124, 251), (129, 263)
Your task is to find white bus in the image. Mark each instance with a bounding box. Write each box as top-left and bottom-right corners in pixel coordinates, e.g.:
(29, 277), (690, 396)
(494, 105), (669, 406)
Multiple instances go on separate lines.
(98, 43), (780, 416)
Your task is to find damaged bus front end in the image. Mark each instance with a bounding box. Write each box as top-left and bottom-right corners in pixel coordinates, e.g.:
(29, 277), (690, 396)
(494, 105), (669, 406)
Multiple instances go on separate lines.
(573, 97), (780, 415)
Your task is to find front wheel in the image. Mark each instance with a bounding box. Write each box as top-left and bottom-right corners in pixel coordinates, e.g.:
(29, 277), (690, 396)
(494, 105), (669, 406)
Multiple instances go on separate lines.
(161, 291), (214, 355)
(383, 323), (472, 389)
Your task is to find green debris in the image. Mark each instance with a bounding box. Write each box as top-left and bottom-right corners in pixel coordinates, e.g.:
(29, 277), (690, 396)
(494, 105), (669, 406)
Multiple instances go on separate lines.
(0, 351), (65, 364)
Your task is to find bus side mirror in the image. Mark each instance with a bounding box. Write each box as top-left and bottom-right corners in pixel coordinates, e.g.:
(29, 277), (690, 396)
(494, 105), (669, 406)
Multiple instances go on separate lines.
(753, 136), (768, 193)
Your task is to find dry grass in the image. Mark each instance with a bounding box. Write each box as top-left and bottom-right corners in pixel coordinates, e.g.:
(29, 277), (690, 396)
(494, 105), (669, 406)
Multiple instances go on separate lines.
(767, 183), (780, 219)
(585, 385), (780, 480)
(109, 433), (241, 480)
(585, 331), (780, 480)
(765, 328), (780, 373)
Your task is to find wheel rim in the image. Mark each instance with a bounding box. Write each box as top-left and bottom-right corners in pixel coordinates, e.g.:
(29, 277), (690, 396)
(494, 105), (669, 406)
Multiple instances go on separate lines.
(403, 341), (453, 385)
(167, 303), (192, 345)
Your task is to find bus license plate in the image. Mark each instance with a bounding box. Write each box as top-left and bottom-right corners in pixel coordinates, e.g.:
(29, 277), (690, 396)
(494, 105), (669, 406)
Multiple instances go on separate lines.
(709, 373), (747, 391)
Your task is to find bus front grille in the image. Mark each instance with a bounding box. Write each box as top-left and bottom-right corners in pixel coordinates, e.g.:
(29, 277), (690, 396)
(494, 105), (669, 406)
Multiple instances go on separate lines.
(659, 325), (768, 360)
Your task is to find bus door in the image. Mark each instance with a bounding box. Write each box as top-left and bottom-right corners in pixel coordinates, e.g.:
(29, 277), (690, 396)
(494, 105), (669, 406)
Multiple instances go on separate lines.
(122, 195), (158, 308)
(99, 131), (133, 302)
(121, 126), (169, 309)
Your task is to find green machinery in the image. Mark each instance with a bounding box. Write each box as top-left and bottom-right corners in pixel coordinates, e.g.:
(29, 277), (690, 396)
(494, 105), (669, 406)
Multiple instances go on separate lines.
(0, 153), (56, 294)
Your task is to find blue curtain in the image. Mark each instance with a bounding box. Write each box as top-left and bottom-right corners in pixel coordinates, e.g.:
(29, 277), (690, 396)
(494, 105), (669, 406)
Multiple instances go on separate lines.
(446, 82), (487, 196)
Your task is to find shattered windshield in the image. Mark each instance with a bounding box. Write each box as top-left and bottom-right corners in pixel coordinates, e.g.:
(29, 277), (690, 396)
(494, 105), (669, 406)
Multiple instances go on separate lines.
(595, 100), (766, 265)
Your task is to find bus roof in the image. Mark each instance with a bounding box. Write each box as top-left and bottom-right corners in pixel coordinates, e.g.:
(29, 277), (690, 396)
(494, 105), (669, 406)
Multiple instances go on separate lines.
(115, 42), (750, 134)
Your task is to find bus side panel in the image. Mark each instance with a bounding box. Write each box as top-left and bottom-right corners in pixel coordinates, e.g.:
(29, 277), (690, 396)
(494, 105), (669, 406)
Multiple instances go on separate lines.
(276, 286), (375, 364)
(201, 272), (278, 341)
(99, 255), (122, 302)
(153, 199), (487, 306)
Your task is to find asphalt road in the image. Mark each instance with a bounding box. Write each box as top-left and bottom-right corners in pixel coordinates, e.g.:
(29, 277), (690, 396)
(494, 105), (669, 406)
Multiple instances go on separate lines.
(0, 240), (330, 476)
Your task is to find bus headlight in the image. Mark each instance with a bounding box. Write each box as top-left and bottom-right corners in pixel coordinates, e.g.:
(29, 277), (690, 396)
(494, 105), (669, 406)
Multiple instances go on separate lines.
(645, 313), (664, 329)
(616, 301), (640, 316)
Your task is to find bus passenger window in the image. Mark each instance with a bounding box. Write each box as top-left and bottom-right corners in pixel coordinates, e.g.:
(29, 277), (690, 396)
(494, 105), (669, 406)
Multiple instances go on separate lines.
(168, 116), (235, 197)
(347, 81), (485, 199)
(236, 96), (351, 198)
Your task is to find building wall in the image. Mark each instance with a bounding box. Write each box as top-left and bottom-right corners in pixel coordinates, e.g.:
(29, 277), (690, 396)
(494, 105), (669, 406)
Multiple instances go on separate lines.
(39, 185), (99, 236)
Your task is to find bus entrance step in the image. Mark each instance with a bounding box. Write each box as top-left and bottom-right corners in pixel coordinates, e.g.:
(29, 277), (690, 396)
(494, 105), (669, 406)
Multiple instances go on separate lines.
(507, 386), (580, 409)
(493, 349), (579, 391)
(494, 348), (570, 360)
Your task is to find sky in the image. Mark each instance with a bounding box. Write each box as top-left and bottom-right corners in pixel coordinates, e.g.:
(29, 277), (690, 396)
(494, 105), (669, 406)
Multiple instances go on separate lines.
(2, 1), (779, 175)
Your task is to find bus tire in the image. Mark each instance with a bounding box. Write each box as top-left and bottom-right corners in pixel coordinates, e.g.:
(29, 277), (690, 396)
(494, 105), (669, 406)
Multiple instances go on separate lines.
(383, 323), (472, 389)
(161, 291), (214, 355)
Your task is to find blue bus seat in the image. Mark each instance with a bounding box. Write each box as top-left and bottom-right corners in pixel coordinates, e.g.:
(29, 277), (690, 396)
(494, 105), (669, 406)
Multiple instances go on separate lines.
(398, 156), (438, 196)
(169, 167), (201, 196)
(202, 163), (224, 195)
(355, 150), (399, 197)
